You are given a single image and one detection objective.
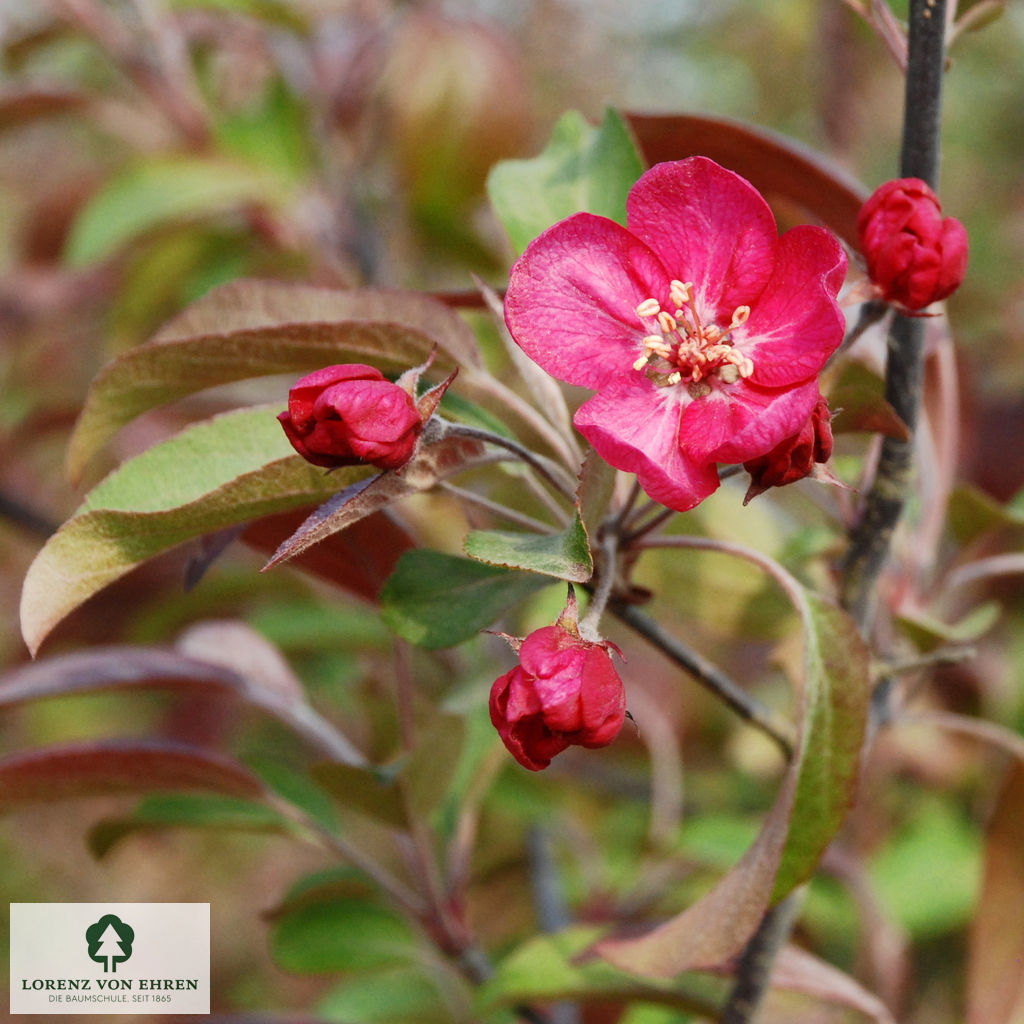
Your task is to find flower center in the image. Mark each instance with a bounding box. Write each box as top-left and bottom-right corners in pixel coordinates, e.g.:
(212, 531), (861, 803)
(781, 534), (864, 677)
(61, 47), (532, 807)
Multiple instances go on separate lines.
(633, 281), (753, 396)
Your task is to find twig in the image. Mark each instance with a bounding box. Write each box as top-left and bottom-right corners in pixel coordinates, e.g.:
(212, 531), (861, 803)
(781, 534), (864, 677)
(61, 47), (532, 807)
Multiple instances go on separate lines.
(0, 491), (57, 539)
(719, 888), (806, 1024)
(437, 482), (557, 534)
(442, 423), (580, 503)
(608, 600), (795, 760)
(579, 528), (619, 639)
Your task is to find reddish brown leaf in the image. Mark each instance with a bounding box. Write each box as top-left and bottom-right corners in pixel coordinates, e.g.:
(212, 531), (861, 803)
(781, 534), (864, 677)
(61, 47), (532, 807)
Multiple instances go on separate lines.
(242, 509), (416, 602)
(771, 945), (897, 1024)
(967, 762), (1024, 1024)
(828, 362), (911, 441)
(0, 647), (246, 710)
(0, 641), (365, 765)
(0, 742), (265, 811)
(264, 432), (488, 570)
(0, 87), (89, 130)
(625, 112), (868, 250)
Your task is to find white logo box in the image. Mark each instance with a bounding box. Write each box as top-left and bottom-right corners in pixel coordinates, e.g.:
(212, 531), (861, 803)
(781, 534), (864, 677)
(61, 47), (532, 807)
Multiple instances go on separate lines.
(10, 903), (210, 1015)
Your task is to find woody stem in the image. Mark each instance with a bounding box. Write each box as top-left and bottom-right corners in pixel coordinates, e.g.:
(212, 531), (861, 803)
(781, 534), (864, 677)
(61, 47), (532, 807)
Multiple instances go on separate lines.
(722, 3), (951, 1023)
(839, 0), (948, 629)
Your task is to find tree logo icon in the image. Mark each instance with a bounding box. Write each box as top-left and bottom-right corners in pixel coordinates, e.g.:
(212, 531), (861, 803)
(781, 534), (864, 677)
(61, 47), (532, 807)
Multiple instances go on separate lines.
(85, 914), (135, 973)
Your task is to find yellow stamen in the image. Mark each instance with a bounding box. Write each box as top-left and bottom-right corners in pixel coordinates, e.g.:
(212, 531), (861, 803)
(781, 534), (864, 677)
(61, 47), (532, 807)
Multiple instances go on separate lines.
(636, 298), (661, 318)
(729, 305), (751, 329)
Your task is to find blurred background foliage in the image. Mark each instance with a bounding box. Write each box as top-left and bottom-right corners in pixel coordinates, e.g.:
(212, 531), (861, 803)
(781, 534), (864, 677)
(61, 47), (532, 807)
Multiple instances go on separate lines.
(1, 1), (1023, 1022)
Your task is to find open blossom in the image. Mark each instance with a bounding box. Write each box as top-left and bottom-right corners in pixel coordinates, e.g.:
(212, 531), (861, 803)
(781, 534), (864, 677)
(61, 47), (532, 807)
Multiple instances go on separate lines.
(489, 596), (626, 771)
(504, 156), (848, 512)
(743, 394), (833, 504)
(278, 364), (423, 471)
(858, 178), (968, 310)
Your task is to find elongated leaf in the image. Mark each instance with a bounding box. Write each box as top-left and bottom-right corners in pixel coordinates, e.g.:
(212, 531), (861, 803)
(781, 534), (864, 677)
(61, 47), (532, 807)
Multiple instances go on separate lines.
(309, 762), (407, 828)
(68, 279), (481, 480)
(380, 549), (552, 649)
(967, 763), (1024, 1024)
(0, 741), (266, 812)
(827, 362), (910, 440)
(487, 107), (644, 254)
(318, 965), (458, 1024)
(476, 926), (725, 1017)
(0, 640), (365, 765)
(0, 646), (247, 709)
(625, 112), (868, 249)
(577, 448), (618, 543)
(88, 793), (295, 859)
(22, 406), (369, 654)
(242, 507), (416, 601)
(464, 513), (593, 583)
(479, 928), (896, 1022)
(771, 945), (897, 1024)
(270, 898), (420, 974)
(65, 155), (284, 267)
(167, 0), (310, 32)
(263, 433), (490, 569)
(0, 87), (89, 130)
(599, 590), (869, 975)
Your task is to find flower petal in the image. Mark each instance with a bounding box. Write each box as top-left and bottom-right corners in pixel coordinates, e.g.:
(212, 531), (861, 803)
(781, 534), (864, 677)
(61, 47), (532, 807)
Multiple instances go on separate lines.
(737, 225), (848, 388)
(574, 378), (720, 512)
(626, 157), (779, 320)
(680, 378), (822, 465)
(504, 213), (670, 390)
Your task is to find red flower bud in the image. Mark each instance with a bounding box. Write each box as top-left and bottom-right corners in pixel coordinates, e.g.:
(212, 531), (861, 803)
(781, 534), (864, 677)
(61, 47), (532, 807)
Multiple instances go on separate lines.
(278, 364), (423, 471)
(743, 395), (833, 504)
(857, 178), (968, 310)
(489, 610), (626, 772)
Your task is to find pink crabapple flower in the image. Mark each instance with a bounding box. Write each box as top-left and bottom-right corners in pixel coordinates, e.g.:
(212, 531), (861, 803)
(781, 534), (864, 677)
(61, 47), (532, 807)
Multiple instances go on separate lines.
(489, 594), (626, 771)
(857, 177), (968, 311)
(742, 393), (833, 504)
(504, 156), (849, 512)
(278, 363), (424, 471)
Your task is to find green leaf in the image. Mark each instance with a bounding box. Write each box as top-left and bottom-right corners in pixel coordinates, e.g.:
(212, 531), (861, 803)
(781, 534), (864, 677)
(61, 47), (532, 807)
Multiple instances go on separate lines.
(87, 793), (293, 858)
(214, 77), (312, 183)
(599, 585), (869, 976)
(475, 926), (724, 1017)
(21, 406), (369, 655)
(577, 448), (618, 544)
(67, 278), (481, 480)
(948, 482), (1024, 545)
(380, 550), (552, 649)
(64, 156), (284, 267)
(772, 594), (871, 898)
(870, 796), (979, 938)
(487, 107), (644, 254)
(167, 0), (309, 28)
(318, 965), (460, 1024)
(464, 513), (593, 583)
(827, 362), (910, 440)
(309, 762), (407, 828)
(400, 714), (466, 819)
(897, 602), (1001, 652)
(269, 897), (421, 974)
